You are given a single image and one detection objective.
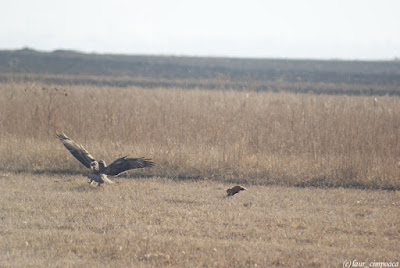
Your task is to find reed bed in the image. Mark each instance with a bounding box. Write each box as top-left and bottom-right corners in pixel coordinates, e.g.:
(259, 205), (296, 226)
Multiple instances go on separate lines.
(1, 81), (399, 189)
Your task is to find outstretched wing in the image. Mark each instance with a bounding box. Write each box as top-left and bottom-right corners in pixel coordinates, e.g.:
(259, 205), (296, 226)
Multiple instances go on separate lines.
(57, 133), (96, 169)
(104, 156), (154, 176)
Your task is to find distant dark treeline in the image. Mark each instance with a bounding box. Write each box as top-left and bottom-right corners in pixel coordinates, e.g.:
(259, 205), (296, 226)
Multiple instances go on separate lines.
(1, 48), (400, 95)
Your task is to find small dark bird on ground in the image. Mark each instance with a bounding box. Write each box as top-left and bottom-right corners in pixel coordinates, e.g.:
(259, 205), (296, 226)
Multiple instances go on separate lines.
(57, 133), (154, 185)
(226, 185), (246, 196)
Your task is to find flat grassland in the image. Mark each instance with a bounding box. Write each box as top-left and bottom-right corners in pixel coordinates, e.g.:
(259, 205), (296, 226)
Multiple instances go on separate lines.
(0, 81), (400, 267)
(1, 173), (399, 267)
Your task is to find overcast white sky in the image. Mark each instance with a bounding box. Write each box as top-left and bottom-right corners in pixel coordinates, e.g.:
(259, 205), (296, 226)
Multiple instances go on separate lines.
(1, 0), (399, 60)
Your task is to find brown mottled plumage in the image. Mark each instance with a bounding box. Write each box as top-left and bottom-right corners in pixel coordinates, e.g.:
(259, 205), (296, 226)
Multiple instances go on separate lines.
(57, 133), (154, 185)
(226, 185), (246, 196)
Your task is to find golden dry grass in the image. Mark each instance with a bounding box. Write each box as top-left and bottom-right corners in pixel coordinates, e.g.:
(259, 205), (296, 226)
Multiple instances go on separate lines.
(1, 81), (400, 266)
(0, 173), (399, 267)
(1, 81), (400, 189)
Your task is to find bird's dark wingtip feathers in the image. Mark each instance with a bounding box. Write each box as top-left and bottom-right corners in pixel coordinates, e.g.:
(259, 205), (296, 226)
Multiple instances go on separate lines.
(141, 157), (155, 167)
(56, 133), (68, 140)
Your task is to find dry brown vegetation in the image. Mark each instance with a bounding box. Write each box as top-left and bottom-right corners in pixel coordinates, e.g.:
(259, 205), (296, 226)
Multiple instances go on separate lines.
(0, 80), (400, 267)
(1, 81), (400, 189)
(1, 173), (399, 267)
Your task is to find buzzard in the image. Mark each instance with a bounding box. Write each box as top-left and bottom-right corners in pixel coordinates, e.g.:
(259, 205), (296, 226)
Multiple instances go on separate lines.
(57, 133), (154, 185)
(226, 185), (246, 196)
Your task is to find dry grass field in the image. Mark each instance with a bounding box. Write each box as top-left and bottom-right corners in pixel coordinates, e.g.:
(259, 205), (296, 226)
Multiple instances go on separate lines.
(1, 173), (399, 267)
(0, 80), (400, 267)
(1, 81), (400, 189)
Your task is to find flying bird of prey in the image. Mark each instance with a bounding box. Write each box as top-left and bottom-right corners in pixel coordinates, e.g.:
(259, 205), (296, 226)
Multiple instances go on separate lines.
(226, 185), (246, 196)
(57, 133), (154, 185)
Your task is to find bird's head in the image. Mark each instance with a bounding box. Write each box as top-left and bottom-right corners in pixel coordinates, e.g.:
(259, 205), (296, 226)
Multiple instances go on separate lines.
(98, 160), (107, 170)
(90, 161), (99, 171)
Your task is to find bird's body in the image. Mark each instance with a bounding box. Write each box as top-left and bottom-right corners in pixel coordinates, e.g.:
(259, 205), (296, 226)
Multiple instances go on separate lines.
(87, 173), (115, 185)
(226, 185), (246, 196)
(57, 133), (154, 185)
